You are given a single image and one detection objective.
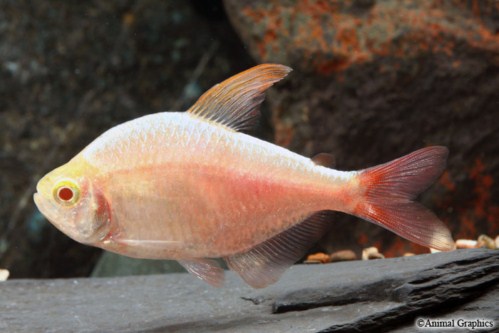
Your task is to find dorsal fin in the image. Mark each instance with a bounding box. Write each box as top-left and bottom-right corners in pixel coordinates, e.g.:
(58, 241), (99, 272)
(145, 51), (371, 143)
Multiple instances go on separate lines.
(224, 211), (332, 288)
(187, 64), (292, 131)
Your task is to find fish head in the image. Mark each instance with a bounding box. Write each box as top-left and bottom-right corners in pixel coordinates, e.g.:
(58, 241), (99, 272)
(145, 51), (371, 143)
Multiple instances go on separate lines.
(33, 158), (111, 245)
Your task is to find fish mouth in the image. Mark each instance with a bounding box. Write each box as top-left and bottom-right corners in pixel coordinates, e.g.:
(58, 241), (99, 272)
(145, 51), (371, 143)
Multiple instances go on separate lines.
(34, 178), (57, 222)
(33, 192), (53, 222)
(33, 181), (47, 214)
(33, 191), (61, 229)
(34, 191), (77, 242)
(34, 188), (99, 245)
(33, 192), (42, 212)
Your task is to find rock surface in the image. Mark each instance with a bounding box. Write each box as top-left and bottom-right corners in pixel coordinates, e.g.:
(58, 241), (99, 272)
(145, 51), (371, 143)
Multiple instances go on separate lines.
(1, 249), (497, 333)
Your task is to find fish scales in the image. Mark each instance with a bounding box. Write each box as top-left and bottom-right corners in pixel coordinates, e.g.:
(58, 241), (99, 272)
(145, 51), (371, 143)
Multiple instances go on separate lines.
(81, 112), (352, 257)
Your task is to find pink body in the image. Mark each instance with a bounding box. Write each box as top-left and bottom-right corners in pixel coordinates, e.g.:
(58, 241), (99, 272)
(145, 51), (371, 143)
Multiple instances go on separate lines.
(81, 113), (353, 259)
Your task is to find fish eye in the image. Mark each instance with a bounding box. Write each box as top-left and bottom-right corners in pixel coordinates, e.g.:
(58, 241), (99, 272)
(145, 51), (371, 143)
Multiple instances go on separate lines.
(53, 179), (80, 206)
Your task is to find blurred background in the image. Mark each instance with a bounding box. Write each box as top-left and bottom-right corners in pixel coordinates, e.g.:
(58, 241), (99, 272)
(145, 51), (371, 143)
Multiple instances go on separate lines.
(0, 0), (498, 279)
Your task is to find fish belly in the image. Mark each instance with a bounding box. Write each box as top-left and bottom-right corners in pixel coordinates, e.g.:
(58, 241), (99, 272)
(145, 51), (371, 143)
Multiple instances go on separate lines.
(105, 163), (338, 259)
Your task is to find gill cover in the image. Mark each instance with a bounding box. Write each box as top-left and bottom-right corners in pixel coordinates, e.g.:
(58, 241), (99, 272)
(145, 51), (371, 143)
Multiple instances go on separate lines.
(34, 161), (111, 245)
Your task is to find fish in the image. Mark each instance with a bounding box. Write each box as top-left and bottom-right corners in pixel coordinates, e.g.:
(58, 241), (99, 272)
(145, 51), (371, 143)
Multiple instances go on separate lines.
(34, 64), (455, 288)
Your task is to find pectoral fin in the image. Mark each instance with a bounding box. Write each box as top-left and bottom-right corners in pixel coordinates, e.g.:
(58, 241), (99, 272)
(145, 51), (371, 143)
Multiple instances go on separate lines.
(178, 258), (224, 287)
(224, 211), (332, 288)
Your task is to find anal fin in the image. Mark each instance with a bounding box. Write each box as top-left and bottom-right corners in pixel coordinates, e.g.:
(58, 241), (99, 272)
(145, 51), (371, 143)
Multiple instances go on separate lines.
(178, 258), (224, 287)
(224, 211), (332, 288)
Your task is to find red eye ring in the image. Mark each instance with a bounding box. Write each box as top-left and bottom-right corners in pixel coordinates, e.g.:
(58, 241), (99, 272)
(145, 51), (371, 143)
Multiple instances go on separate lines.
(57, 186), (74, 201)
(53, 179), (80, 205)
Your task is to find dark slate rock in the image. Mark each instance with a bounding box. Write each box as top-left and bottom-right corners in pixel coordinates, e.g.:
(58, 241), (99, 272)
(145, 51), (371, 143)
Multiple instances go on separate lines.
(0, 249), (497, 332)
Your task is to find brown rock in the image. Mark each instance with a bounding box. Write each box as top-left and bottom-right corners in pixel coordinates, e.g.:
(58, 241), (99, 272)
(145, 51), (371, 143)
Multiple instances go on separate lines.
(456, 239), (478, 249)
(329, 249), (357, 262)
(224, 0), (499, 256)
(362, 246), (385, 260)
(477, 234), (497, 249)
(305, 252), (332, 264)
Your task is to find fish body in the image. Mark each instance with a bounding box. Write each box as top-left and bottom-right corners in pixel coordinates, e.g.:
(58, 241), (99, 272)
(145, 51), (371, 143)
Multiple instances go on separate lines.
(77, 112), (350, 259)
(34, 64), (454, 288)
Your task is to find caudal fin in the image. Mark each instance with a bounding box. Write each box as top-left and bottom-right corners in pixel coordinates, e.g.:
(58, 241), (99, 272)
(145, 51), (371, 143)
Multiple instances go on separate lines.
(354, 146), (455, 251)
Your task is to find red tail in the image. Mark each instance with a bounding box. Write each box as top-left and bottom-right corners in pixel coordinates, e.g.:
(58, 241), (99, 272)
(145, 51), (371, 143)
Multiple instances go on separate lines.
(354, 146), (454, 251)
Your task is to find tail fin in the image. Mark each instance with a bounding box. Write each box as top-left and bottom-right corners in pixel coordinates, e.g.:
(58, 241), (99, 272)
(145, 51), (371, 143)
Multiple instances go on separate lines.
(354, 146), (455, 251)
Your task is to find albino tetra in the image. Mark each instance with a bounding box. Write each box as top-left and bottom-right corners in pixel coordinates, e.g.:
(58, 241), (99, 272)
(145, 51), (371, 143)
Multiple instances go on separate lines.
(34, 64), (454, 288)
